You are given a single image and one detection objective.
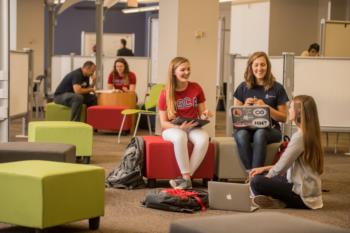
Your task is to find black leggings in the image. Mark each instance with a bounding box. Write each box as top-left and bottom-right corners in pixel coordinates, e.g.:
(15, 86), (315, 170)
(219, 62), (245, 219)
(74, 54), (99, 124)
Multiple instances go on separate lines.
(250, 174), (308, 209)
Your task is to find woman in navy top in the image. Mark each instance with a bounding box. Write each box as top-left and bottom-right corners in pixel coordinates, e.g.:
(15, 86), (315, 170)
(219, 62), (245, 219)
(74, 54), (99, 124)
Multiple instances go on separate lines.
(233, 51), (289, 169)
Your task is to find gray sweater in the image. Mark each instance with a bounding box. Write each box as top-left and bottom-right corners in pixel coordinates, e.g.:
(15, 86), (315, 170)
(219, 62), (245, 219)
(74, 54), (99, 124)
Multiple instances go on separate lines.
(267, 130), (323, 209)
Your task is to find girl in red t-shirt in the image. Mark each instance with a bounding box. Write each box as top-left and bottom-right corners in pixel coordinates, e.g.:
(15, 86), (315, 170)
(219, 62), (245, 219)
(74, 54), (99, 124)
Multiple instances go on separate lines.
(107, 58), (136, 92)
(158, 57), (213, 190)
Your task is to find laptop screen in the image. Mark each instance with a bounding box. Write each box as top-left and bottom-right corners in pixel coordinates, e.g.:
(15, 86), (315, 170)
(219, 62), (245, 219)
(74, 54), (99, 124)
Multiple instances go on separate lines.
(231, 106), (271, 129)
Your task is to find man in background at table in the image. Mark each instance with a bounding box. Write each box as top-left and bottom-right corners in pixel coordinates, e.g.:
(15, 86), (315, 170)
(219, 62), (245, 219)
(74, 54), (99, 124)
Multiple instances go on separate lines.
(54, 61), (97, 121)
(116, 38), (134, 56)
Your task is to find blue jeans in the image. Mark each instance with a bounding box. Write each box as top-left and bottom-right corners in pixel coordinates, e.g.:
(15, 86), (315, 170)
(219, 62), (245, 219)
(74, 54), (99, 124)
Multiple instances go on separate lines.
(234, 128), (281, 169)
(250, 174), (307, 209)
(54, 92), (96, 121)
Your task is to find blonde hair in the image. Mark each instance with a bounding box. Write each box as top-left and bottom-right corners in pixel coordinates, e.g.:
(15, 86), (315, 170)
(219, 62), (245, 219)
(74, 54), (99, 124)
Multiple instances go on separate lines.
(165, 57), (190, 120)
(244, 51), (275, 91)
(293, 95), (324, 174)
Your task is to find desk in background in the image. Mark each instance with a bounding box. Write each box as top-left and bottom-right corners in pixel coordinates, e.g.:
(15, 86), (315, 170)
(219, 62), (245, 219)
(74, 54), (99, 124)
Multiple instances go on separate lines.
(96, 90), (137, 133)
(96, 90), (137, 108)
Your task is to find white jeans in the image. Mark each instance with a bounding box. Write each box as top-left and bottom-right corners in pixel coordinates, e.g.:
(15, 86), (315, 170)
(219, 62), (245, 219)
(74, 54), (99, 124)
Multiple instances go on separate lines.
(162, 127), (209, 176)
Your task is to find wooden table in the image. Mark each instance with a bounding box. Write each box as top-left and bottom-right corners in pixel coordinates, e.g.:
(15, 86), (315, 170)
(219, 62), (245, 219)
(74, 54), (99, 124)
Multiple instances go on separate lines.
(96, 90), (137, 132)
(96, 90), (137, 108)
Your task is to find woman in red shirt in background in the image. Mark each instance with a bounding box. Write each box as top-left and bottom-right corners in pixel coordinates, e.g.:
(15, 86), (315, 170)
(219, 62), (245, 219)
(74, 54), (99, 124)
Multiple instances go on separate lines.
(107, 58), (136, 92)
(158, 57), (213, 190)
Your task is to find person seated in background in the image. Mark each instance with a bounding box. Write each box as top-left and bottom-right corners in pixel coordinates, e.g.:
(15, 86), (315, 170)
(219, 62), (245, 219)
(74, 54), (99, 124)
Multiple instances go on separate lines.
(116, 38), (134, 56)
(301, 43), (320, 56)
(233, 51), (289, 169)
(158, 56), (213, 190)
(107, 58), (136, 92)
(250, 95), (324, 210)
(54, 61), (97, 121)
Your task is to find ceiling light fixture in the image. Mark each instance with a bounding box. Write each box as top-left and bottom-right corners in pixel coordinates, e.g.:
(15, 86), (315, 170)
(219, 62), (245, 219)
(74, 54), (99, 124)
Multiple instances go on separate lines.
(122, 5), (159, 14)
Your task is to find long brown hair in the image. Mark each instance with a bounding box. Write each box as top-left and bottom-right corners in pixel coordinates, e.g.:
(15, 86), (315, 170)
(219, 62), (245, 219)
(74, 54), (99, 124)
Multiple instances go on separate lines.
(244, 51), (275, 91)
(113, 58), (130, 84)
(293, 95), (324, 174)
(165, 57), (190, 120)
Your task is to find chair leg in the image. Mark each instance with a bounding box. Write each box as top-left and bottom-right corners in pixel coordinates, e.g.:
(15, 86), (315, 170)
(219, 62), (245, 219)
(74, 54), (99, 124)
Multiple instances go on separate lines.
(82, 156), (90, 164)
(146, 115), (152, 135)
(89, 217), (100, 230)
(133, 113), (142, 137)
(118, 114), (127, 144)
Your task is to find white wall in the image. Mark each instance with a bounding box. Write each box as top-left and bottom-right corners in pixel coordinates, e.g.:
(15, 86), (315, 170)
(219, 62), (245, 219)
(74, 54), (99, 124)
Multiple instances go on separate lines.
(157, 0), (179, 84)
(9, 0), (16, 50)
(230, 1), (270, 56)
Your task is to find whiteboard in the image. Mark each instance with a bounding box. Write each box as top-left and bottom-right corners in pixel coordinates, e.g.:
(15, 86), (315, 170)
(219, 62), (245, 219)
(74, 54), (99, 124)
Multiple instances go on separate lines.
(294, 58), (350, 130)
(233, 56), (284, 91)
(81, 31), (135, 57)
(9, 51), (29, 117)
(51, 55), (72, 92)
(150, 18), (159, 84)
(324, 21), (350, 57)
(230, 1), (270, 56)
(51, 55), (150, 105)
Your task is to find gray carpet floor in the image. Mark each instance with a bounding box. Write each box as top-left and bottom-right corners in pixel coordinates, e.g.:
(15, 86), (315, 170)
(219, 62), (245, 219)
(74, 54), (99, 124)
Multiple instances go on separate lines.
(1, 112), (350, 233)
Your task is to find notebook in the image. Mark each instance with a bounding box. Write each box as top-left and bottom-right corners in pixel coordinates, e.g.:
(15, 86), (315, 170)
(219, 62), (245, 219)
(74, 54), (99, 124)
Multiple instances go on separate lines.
(230, 106), (271, 129)
(208, 181), (258, 212)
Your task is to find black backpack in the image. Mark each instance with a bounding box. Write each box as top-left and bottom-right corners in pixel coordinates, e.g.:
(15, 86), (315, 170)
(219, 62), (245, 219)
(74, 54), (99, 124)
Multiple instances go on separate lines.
(105, 137), (145, 189)
(142, 188), (208, 213)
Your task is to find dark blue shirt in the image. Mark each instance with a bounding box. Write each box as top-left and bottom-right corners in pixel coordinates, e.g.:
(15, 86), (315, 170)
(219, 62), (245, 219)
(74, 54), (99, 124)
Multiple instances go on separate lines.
(233, 81), (289, 129)
(54, 68), (90, 96)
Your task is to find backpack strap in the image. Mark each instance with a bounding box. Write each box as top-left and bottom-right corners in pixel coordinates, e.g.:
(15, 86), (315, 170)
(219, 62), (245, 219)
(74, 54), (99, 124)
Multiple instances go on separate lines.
(163, 189), (206, 211)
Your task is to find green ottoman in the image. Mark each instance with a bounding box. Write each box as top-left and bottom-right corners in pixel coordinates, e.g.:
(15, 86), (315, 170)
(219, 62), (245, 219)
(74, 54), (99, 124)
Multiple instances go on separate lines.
(212, 137), (280, 181)
(45, 102), (86, 122)
(28, 121), (93, 164)
(0, 160), (104, 232)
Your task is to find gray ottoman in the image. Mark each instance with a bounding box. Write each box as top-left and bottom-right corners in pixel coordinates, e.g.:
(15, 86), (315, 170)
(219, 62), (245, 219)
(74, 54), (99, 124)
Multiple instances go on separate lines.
(169, 212), (350, 233)
(212, 137), (280, 181)
(0, 142), (76, 163)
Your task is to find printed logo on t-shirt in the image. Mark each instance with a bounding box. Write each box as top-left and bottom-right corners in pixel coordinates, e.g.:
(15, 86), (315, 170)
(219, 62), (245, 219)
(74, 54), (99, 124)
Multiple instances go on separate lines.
(81, 81), (88, 88)
(176, 96), (198, 110)
(265, 94), (276, 99)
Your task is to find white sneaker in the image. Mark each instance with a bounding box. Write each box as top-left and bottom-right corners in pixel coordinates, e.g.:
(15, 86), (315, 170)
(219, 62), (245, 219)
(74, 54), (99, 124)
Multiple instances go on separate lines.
(169, 178), (192, 189)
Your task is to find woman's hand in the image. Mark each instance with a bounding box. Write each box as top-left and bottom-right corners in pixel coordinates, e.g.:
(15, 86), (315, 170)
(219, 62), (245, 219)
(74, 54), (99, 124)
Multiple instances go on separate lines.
(179, 120), (198, 130)
(249, 166), (271, 177)
(244, 98), (255, 106)
(122, 87), (129, 92)
(255, 99), (266, 106)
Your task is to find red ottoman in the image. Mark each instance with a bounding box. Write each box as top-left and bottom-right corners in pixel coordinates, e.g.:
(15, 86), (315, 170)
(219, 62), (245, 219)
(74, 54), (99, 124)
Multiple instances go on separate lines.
(87, 105), (132, 131)
(143, 136), (215, 187)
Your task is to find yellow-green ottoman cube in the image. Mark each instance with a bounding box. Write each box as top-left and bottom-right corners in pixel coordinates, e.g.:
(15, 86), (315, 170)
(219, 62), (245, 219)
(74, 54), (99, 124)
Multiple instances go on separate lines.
(28, 121), (93, 164)
(45, 102), (86, 122)
(0, 160), (104, 232)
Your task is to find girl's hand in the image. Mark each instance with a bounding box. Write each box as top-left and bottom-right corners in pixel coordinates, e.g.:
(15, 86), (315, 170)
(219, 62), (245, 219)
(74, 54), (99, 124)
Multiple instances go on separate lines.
(244, 98), (255, 106)
(255, 99), (266, 106)
(179, 120), (198, 130)
(122, 87), (128, 92)
(201, 110), (213, 120)
(249, 167), (267, 177)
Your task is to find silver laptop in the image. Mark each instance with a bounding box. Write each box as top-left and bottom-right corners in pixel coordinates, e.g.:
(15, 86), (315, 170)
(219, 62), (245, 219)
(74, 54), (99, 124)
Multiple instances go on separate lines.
(230, 105), (271, 130)
(208, 181), (258, 212)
